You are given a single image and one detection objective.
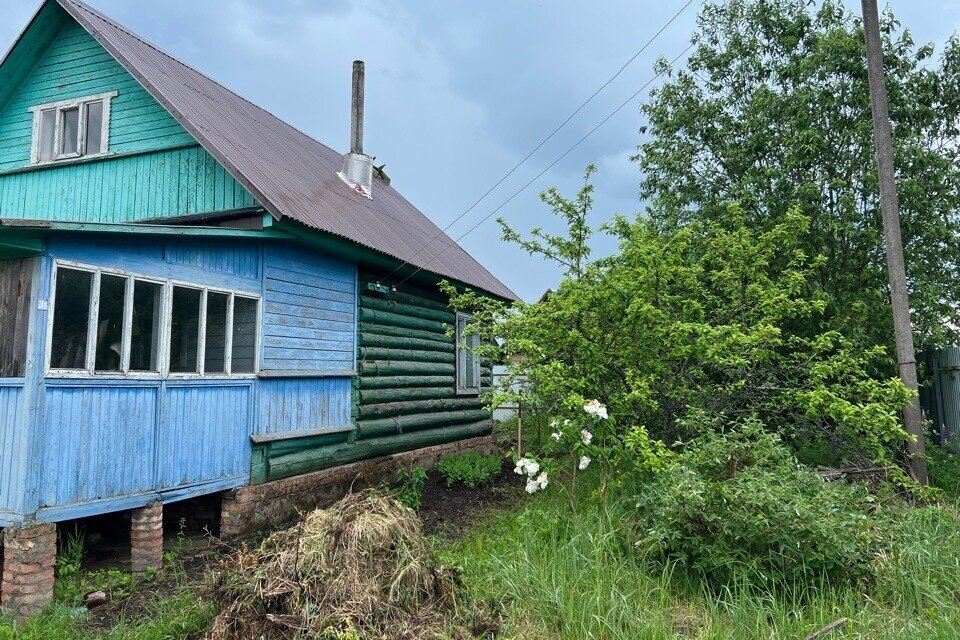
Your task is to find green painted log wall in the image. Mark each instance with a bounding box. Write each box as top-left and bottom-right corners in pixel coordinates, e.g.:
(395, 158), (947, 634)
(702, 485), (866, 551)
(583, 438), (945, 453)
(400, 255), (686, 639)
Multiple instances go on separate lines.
(0, 13), (257, 220)
(250, 271), (493, 484)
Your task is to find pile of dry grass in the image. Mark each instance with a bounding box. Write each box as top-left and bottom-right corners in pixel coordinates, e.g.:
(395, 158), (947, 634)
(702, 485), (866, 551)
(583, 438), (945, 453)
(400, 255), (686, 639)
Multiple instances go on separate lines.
(207, 490), (469, 640)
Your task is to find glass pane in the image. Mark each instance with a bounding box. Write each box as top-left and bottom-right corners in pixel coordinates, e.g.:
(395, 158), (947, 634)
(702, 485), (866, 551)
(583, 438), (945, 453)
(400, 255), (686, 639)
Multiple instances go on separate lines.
(231, 297), (258, 373)
(94, 275), (126, 372)
(204, 292), (229, 374)
(60, 107), (80, 155)
(50, 268), (92, 369)
(85, 101), (103, 155)
(169, 287), (201, 373)
(38, 110), (55, 161)
(130, 280), (162, 372)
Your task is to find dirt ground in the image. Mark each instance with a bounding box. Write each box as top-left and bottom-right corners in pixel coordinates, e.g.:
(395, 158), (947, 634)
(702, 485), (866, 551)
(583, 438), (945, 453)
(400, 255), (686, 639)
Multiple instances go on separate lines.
(85, 458), (521, 631)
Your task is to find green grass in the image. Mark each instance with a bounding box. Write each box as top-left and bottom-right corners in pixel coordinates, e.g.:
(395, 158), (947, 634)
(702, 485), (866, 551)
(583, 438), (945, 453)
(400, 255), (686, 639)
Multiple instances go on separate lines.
(440, 476), (960, 639)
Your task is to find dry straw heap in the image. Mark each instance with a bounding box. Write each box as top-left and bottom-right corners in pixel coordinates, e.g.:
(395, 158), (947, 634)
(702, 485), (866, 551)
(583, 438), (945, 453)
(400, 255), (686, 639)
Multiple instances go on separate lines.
(207, 491), (469, 640)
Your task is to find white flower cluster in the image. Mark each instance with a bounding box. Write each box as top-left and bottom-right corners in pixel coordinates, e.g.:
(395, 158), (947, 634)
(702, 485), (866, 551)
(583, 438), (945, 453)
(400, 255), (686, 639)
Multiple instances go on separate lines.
(514, 457), (549, 494)
(581, 429), (593, 445)
(583, 399), (608, 420)
(579, 455), (592, 471)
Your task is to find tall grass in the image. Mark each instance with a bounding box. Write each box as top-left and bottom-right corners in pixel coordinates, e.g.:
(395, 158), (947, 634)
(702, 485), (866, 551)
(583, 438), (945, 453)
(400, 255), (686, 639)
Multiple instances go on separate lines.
(443, 475), (960, 639)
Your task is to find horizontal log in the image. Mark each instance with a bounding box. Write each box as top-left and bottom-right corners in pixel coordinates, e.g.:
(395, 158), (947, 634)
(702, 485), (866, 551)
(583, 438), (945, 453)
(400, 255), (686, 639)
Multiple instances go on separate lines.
(362, 297), (455, 324)
(358, 386), (457, 404)
(359, 396), (485, 419)
(360, 287), (451, 312)
(359, 307), (449, 333)
(358, 322), (449, 344)
(266, 420), (492, 480)
(357, 409), (491, 439)
(360, 347), (455, 364)
(358, 375), (453, 389)
(359, 332), (455, 353)
(360, 360), (455, 376)
(360, 275), (450, 307)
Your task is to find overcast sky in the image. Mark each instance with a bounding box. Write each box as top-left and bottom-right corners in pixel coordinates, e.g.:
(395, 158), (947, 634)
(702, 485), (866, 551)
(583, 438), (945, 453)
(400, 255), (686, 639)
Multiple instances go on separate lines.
(2, 1), (959, 300)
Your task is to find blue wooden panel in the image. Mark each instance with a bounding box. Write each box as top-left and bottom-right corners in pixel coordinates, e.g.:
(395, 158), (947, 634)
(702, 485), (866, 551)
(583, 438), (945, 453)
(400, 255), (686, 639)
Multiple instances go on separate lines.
(262, 244), (357, 372)
(157, 382), (252, 489)
(0, 19), (258, 220)
(48, 237), (261, 293)
(0, 21), (194, 171)
(0, 382), (27, 521)
(258, 377), (352, 435)
(0, 146), (258, 221)
(38, 383), (158, 507)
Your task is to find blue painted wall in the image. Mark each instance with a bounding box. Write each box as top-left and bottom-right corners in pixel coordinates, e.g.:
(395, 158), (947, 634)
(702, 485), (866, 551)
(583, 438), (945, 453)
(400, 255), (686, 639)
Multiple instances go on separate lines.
(0, 382), (28, 524)
(262, 244), (357, 374)
(0, 235), (358, 523)
(0, 15), (258, 220)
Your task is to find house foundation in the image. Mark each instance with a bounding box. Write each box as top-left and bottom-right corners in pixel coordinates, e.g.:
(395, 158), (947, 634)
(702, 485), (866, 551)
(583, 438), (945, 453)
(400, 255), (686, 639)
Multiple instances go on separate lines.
(130, 502), (163, 572)
(221, 434), (497, 537)
(1, 523), (56, 619)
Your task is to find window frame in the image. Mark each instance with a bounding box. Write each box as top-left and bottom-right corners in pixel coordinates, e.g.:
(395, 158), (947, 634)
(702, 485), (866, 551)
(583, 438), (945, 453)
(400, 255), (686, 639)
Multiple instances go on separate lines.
(29, 92), (116, 165)
(45, 260), (261, 379)
(455, 312), (481, 396)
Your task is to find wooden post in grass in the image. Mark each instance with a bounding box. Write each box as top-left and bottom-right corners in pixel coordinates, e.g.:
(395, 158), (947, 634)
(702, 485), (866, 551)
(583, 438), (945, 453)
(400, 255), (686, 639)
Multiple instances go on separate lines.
(861, 0), (928, 484)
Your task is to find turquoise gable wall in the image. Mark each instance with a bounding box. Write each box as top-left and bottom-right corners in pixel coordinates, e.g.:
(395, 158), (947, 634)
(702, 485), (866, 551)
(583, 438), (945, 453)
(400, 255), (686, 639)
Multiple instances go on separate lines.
(0, 17), (258, 221)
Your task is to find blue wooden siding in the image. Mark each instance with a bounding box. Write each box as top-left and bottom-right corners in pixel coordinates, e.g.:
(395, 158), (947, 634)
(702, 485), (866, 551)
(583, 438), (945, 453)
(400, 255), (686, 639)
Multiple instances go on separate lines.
(0, 237), (358, 522)
(157, 382), (252, 489)
(38, 382), (158, 507)
(0, 382), (28, 524)
(0, 18), (258, 221)
(262, 245), (357, 373)
(0, 146), (258, 221)
(258, 378), (353, 435)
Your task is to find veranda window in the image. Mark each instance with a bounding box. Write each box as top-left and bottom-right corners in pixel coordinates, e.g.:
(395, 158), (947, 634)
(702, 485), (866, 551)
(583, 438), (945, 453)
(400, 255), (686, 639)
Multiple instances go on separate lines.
(47, 263), (259, 377)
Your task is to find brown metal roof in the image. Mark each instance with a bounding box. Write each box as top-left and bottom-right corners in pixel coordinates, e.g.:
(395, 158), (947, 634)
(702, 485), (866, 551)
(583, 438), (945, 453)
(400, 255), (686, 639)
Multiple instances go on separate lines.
(50, 0), (517, 301)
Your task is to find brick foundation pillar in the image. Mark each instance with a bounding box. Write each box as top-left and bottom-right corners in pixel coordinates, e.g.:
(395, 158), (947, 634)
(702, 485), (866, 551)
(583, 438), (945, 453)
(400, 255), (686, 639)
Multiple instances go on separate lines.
(219, 490), (248, 538)
(1, 523), (56, 619)
(130, 502), (163, 572)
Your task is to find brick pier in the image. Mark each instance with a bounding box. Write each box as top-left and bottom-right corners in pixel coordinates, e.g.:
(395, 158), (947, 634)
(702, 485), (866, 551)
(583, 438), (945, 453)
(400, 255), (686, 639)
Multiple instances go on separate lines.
(130, 502), (164, 572)
(1, 523), (57, 619)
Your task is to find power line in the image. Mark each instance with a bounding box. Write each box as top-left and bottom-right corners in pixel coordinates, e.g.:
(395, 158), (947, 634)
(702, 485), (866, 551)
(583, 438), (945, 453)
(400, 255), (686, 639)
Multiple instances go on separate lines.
(381, 0), (696, 282)
(396, 44), (695, 288)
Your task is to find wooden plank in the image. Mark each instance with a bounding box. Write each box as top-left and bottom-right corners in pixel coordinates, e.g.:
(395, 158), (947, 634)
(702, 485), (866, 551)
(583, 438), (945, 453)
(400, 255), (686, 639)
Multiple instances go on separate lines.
(358, 375), (453, 390)
(358, 307), (449, 333)
(358, 332), (454, 353)
(358, 386), (456, 404)
(359, 360), (455, 376)
(358, 322), (450, 344)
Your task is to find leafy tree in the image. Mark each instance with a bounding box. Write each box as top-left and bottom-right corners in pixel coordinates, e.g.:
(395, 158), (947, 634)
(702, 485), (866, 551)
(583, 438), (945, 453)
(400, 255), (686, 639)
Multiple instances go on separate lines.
(444, 170), (910, 464)
(636, 0), (960, 350)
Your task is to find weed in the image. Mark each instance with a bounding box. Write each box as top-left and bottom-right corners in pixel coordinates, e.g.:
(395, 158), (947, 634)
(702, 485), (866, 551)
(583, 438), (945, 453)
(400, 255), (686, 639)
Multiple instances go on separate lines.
(436, 452), (502, 488)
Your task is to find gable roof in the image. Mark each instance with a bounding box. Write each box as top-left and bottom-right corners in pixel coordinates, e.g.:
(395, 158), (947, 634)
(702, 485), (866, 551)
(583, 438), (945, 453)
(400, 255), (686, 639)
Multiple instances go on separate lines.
(4, 0), (517, 301)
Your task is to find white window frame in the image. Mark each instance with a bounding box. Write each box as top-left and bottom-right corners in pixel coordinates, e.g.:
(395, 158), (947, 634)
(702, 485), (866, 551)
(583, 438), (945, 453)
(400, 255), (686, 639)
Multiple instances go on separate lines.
(455, 312), (481, 395)
(45, 260), (260, 379)
(29, 91), (116, 165)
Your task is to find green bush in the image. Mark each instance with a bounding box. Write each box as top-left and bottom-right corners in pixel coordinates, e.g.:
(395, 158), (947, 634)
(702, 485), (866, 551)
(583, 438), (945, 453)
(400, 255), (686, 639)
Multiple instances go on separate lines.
(634, 421), (889, 588)
(393, 466), (428, 511)
(436, 452), (503, 488)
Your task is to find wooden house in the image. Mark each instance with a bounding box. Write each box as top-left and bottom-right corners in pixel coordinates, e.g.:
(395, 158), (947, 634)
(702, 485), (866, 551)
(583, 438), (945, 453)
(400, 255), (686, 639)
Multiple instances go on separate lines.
(0, 0), (515, 616)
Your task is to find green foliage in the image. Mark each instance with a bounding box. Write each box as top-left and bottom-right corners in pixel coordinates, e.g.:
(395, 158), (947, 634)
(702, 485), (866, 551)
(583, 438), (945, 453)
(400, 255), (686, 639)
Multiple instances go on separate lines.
(634, 421), (889, 587)
(393, 465), (428, 511)
(55, 531), (84, 580)
(927, 441), (960, 500)
(436, 452), (502, 488)
(443, 472), (960, 639)
(446, 180), (910, 464)
(637, 0), (960, 350)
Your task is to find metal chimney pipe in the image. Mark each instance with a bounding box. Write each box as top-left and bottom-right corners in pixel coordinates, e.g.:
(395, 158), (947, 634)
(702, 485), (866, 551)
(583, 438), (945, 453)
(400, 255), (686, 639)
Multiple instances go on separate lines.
(350, 60), (364, 155)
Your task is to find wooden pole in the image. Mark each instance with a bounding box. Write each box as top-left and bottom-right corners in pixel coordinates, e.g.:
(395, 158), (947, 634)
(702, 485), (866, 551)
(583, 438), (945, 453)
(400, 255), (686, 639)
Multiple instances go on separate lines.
(860, 0), (928, 484)
(351, 60), (364, 155)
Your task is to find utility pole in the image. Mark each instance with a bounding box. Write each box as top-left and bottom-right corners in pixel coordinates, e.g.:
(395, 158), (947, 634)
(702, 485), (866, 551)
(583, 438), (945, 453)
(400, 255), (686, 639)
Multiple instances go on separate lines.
(860, 0), (928, 484)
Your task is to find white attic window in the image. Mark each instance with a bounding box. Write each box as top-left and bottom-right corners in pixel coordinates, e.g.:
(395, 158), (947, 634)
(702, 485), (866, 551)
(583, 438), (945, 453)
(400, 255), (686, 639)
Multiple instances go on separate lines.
(29, 91), (116, 165)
